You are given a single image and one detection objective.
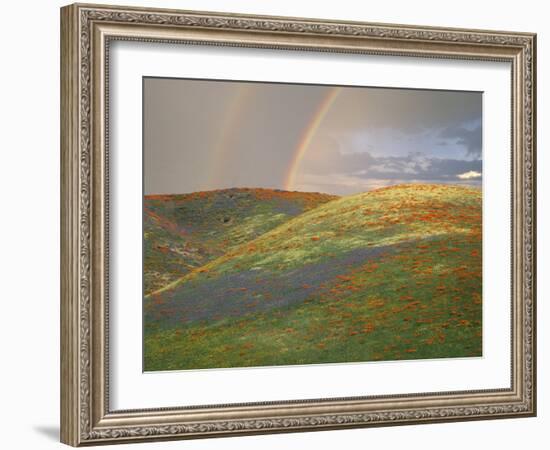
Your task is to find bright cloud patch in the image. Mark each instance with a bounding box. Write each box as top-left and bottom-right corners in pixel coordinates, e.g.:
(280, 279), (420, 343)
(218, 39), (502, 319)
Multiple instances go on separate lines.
(457, 170), (482, 180)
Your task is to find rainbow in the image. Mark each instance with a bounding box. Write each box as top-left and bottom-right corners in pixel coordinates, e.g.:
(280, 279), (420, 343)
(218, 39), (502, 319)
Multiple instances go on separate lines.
(283, 87), (341, 191)
(203, 85), (254, 190)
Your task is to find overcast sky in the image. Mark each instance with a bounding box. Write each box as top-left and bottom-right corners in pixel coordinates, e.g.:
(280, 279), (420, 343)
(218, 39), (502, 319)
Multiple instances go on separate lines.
(144, 77), (482, 196)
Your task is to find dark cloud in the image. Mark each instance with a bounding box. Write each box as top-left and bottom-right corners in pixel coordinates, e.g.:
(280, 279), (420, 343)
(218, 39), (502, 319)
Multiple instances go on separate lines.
(328, 88), (482, 136)
(364, 153), (481, 182)
(144, 77), (483, 195)
(303, 150), (482, 184)
(301, 136), (374, 175)
(439, 123), (482, 158)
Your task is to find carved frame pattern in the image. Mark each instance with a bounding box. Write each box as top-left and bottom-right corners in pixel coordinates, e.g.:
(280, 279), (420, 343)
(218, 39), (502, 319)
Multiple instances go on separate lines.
(60, 3), (536, 446)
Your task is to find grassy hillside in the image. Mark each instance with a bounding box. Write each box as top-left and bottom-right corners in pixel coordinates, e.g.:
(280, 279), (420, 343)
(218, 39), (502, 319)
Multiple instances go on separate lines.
(144, 184), (482, 371)
(144, 188), (337, 294)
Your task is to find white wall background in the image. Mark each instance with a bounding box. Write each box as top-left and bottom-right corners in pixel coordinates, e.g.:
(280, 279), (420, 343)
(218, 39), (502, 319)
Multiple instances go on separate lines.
(0, 1), (545, 449)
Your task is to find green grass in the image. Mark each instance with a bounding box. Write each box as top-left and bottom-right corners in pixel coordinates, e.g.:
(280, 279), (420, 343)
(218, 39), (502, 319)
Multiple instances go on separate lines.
(144, 188), (337, 294)
(144, 184), (482, 371)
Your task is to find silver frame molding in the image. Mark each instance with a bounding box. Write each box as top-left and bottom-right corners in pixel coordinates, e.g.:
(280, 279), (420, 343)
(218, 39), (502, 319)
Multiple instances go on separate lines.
(60, 3), (536, 446)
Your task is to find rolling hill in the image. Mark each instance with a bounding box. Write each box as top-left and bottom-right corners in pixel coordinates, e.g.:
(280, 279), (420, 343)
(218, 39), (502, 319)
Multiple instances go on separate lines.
(144, 184), (482, 371)
(144, 188), (337, 294)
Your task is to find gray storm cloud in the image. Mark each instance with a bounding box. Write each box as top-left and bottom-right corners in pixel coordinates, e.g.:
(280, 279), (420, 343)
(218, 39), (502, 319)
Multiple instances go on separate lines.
(144, 77), (482, 196)
(439, 123), (482, 157)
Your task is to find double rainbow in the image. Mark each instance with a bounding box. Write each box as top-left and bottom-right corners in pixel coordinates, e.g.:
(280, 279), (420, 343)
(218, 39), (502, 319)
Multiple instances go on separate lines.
(205, 85), (341, 192)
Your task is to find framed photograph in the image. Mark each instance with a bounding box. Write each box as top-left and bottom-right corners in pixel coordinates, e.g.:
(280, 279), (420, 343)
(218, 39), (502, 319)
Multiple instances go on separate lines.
(60, 3), (536, 446)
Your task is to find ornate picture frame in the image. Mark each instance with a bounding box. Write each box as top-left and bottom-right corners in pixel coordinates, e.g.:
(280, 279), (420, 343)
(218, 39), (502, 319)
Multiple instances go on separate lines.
(60, 3), (536, 446)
